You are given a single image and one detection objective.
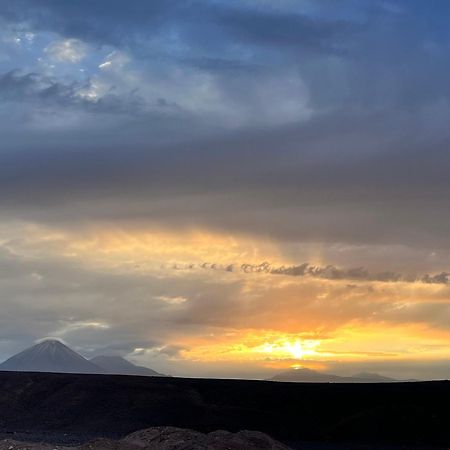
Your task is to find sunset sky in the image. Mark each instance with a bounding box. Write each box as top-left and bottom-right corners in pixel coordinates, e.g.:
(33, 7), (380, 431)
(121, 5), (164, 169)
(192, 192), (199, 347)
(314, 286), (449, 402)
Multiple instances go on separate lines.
(1, 0), (450, 380)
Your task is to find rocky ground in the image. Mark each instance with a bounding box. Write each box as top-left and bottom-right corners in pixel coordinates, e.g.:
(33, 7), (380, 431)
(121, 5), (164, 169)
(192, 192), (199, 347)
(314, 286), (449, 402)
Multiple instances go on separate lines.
(0, 427), (292, 450)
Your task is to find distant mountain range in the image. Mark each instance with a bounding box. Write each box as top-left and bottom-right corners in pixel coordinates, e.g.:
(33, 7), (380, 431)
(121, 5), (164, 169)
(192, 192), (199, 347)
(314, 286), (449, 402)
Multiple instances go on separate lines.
(0, 340), (412, 382)
(0, 340), (164, 377)
(269, 367), (401, 383)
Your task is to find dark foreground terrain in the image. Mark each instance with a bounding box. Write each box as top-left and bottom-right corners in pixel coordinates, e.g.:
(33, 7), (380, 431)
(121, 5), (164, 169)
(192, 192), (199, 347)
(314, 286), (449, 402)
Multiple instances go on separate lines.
(0, 427), (291, 450)
(0, 372), (449, 449)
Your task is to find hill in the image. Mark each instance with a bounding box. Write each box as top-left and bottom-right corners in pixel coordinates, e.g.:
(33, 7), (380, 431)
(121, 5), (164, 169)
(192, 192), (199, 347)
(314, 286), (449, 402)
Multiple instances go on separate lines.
(90, 355), (163, 377)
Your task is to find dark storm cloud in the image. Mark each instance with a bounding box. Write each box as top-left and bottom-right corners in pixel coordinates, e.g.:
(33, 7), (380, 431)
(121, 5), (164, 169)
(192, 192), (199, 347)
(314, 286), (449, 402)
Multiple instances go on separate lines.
(216, 6), (357, 54)
(1, 0), (450, 248)
(0, 0), (358, 53)
(0, 0), (178, 46)
(1, 109), (450, 249)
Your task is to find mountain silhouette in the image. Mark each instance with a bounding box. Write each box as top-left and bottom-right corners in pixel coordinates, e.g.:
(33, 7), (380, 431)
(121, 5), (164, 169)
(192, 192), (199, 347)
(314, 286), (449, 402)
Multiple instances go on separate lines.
(352, 372), (396, 382)
(270, 367), (398, 383)
(90, 355), (164, 377)
(0, 339), (103, 374)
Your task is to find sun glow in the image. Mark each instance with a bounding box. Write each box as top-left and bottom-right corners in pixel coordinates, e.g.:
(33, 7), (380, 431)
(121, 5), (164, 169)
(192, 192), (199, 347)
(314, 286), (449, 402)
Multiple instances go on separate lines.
(258, 339), (321, 360)
(178, 333), (323, 364)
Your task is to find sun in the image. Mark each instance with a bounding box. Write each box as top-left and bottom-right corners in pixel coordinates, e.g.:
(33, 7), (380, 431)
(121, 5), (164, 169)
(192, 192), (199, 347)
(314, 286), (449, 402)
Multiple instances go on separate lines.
(281, 339), (321, 360)
(284, 341), (305, 359)
(257, 338), (321, 360)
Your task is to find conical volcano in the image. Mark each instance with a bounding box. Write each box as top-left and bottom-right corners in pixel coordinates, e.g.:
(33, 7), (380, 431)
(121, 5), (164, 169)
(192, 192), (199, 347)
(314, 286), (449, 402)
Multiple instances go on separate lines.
(0, 339), (103, 374)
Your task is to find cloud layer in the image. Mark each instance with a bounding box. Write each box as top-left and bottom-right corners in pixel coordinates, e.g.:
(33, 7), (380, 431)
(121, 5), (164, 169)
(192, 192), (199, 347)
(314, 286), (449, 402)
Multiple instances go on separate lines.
(0, 0), (450, 249)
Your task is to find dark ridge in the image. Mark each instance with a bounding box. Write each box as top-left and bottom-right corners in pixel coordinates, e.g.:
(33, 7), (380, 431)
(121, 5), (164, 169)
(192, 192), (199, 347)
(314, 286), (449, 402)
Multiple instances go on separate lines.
(0, 372), (448, 448)
(270, 367), (400, 383)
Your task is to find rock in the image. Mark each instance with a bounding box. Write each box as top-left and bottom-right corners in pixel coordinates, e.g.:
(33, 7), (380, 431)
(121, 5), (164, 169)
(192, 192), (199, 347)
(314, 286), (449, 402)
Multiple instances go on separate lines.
(123, 426), (292, 449)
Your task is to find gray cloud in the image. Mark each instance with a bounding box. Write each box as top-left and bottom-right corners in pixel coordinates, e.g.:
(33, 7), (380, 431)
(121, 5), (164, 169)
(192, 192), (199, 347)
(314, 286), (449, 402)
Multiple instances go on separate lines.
(0, 0), (360, 53)
(0, 70), (146, 115)
(176, 261), (449, 284)
(0, 0), (177, 47)
(1, 107), (450, 251)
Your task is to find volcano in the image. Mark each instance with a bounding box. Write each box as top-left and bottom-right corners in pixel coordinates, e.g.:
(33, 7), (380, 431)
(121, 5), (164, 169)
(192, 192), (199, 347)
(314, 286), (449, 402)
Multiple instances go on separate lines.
(0, 339), (103, 374)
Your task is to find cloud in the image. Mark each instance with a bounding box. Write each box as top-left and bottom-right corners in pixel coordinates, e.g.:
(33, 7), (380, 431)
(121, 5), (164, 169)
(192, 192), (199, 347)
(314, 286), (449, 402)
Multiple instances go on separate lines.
(44, 38), (87, 63)
(156, 295), (188, 305)
(0, 70), (145, 115)
(184, 261), (449, 285)
(0, 0), (358, 53)
(0, 0), (175, 47)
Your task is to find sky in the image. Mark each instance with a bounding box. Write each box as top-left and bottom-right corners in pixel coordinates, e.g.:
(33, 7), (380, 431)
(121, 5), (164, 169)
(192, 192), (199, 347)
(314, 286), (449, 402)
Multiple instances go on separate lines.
(1, 0), (450, 380)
